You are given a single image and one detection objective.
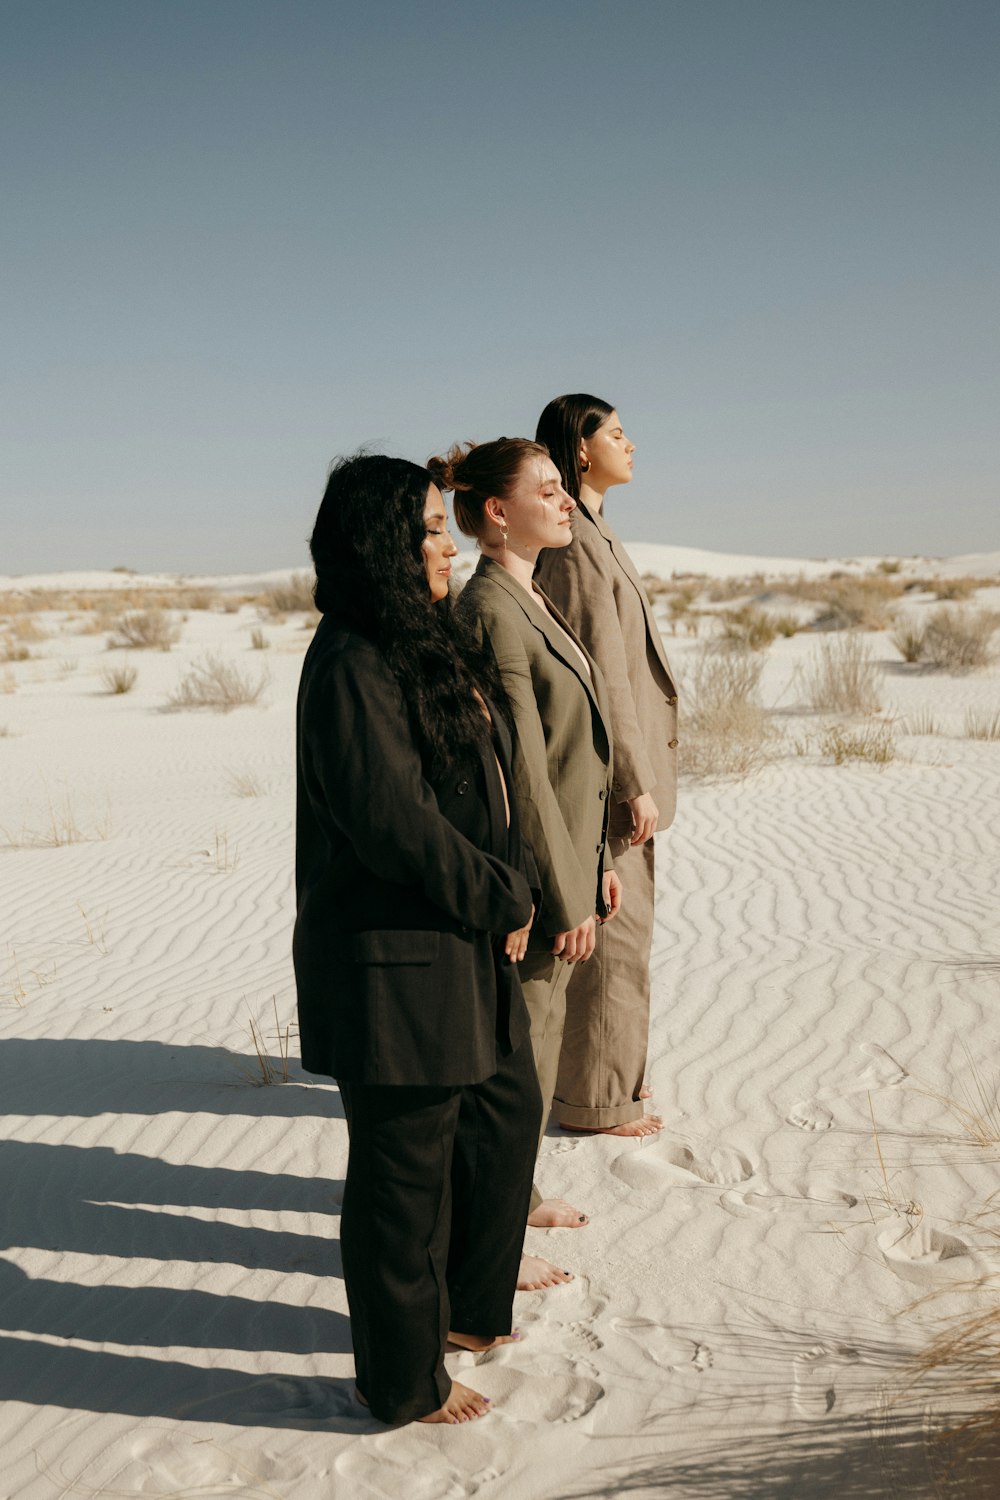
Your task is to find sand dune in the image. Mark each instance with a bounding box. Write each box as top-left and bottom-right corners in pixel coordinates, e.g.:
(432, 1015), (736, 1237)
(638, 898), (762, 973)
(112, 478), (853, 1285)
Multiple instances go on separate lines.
(2, 560), (1000, 1496)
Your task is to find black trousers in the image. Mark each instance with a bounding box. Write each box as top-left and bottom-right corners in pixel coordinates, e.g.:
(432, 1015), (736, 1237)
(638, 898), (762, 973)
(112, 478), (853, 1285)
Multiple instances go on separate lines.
(337, 1037), (542, 1425)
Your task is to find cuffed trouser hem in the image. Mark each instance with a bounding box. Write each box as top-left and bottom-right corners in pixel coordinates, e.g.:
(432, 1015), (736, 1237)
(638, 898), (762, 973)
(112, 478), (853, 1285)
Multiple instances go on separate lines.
(555, 1097), (645, 1129)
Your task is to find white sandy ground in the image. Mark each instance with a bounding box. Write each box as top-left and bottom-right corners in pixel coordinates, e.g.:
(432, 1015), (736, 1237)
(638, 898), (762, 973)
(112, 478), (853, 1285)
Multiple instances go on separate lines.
(2, 550), (1000, 1498)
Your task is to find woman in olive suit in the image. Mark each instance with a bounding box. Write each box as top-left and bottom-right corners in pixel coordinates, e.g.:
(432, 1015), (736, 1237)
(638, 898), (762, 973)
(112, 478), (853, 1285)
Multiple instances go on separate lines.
(294, 453), (542, 1427)
(430, 438), (621, 1287)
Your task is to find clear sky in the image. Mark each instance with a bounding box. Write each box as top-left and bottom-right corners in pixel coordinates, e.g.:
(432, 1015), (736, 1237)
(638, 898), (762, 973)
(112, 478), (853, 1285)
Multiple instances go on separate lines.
(2, 0), (998, 573)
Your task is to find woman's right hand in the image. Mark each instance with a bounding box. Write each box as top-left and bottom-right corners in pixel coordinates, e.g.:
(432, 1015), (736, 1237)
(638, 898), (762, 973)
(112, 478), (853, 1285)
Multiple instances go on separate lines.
(505, 904), (535, 963)
(552, 916), (597, 963)
(626, 792), (658, 846)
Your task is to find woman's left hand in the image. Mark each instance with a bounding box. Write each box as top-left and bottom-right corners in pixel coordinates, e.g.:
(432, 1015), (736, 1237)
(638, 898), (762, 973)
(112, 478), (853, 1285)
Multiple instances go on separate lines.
(599, 870), (623, 924)
(505, 906), (535, 962)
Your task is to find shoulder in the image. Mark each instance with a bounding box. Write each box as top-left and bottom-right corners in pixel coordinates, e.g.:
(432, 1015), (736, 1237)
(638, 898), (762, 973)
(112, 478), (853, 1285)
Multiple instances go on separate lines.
(302, 621), (396, 709)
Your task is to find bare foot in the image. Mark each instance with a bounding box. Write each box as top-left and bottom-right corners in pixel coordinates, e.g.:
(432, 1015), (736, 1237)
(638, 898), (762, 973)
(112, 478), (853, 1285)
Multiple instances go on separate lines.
(418, 1381), (492, 1424)
(640, 1083), (653, 1101)
(517, 1254), (574, 1290)
(562, 1113), (664, 1138)
(527, 1198), (589, 1228)
(356, 1383), (492, 1425)
(447, 1330), (520, 1352)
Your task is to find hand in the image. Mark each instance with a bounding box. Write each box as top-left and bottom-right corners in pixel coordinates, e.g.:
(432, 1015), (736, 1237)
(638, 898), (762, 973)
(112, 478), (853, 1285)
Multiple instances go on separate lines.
(505, 905), (534, 963)
(599, 870), (622, 924)
(552, 916), (597, 963)
(626, 792), (658, 846)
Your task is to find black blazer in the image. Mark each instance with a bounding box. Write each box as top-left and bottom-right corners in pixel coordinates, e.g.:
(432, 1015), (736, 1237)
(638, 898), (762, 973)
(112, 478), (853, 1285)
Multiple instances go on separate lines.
(294, 616), (536, 1087)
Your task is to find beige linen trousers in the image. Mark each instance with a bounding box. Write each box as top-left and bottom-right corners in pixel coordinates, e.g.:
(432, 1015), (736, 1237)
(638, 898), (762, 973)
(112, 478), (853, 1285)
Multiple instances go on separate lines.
(536, 499), (678, 1127)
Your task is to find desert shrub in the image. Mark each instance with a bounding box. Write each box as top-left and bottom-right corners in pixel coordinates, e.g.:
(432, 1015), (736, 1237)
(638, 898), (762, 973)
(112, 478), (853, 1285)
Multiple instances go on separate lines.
(964, 708), (1000, 741)
(262, 572), (315, 616)
(803, 635), (881, 714)
(877, 559), (902, 574)
(718, 605), (778, 651)
(0, 669), (16, 694)
(904, 707), (940, 736)
(933, 577), (978, 601)
(818, 720), (895, 766)
(641, 573), (675, 600)
(891, 619), (925, 662)
(249, 626), (270, 650)
(680, 646), (770, 779)
(168, 653), (268, 711)
(771, 613), (800, 638)
(1, 640), (30, 663)
(109, 608), (180, 651)
(704, 574), (766, 604)
(101, 662), (138, 694)
(813, 575), (903, 631)
(178, 589), (217, 611)
(920, 608), (997, 672)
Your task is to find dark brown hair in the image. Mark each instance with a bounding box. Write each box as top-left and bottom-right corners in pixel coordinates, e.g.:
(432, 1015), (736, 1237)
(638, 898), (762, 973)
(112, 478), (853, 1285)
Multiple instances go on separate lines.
(534, 394), (615, 502)
(428, 437), (549, 540)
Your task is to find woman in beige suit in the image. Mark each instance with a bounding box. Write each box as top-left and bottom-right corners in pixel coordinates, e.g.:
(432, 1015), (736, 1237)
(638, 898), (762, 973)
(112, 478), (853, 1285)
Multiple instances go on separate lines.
(429, 437), (621, 1290)
(534, 395), (679, 1137)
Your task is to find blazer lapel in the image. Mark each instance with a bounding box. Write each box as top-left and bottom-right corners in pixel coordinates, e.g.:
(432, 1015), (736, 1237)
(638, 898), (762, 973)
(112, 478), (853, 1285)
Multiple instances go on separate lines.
(574, 500), (677, 688)
(475, 557), (610, 740)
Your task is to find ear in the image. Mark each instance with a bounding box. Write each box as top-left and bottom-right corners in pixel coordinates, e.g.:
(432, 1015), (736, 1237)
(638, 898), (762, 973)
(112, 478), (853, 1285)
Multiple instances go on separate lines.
(484, 496), (505, 526)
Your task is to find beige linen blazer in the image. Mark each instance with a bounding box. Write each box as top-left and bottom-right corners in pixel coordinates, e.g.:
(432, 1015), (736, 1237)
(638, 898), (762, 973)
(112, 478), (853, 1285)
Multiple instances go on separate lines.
(457, 556), (615, 942)
(535, 499), (678, 831)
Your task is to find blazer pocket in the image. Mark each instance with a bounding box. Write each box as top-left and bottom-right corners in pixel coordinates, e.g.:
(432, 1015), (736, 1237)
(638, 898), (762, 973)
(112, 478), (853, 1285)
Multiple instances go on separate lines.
(348, 930), (440, 965)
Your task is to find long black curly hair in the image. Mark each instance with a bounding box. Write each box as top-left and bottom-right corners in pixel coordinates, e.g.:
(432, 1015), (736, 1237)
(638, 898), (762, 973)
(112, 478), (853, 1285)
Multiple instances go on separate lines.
(309, 451), (507, 773)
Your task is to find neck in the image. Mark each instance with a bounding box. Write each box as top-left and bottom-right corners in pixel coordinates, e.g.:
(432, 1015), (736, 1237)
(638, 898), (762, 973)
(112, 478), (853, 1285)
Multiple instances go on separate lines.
(481, 541), (539, 593)
(579, 477), (608, 513)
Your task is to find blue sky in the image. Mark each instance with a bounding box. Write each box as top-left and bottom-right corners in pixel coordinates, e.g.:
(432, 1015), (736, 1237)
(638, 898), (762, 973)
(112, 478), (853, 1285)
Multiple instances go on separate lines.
(2, 0), (997, 573)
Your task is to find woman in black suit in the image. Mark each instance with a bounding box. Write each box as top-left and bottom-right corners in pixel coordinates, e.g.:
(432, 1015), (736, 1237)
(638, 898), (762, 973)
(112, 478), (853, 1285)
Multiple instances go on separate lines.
(294, 453), (542, 1427)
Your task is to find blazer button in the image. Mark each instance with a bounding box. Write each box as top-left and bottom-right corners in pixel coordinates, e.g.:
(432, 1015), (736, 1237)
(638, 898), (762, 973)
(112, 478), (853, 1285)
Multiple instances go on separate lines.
(456, 779), (469, 795)
(667, 695), (678, 706)
(668, 738), (679, 749)
(598, 788), (607, 800)
(596, 841), (604, 853)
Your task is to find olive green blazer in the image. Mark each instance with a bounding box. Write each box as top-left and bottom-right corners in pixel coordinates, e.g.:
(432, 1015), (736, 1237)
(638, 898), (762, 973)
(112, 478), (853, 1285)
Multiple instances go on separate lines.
(535, 499), (678, 832)
(457, 556), (615, 944)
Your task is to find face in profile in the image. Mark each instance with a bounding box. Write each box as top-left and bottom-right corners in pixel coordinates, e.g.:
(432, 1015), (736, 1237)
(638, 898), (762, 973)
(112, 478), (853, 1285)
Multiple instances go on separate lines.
(491, 457), (576, 551)
(580, 410), (635, 489)
(421, 484), (458, 601)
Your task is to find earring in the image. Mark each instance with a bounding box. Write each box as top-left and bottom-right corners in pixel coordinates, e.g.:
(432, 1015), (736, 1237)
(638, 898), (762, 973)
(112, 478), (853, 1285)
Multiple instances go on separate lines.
(499, 520), (509, 552)
(580, 459), (591, 474)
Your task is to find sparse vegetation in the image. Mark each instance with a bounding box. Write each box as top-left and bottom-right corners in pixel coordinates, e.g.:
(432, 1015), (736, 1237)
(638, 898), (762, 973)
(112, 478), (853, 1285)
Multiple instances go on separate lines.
(813, 575), (903, 631)
(168, 653), (268, 711)
(921, 608), (997, 672)
(891, 619), (925, 663)
(249, 626), (270, 650)
(771, 613), (800, 638)
(933, 577), (978, 601)
(226, 768), (266, 797)
(100, 662), (138, 695)
(0, 669), (15, 694)
(964, 708), (1000, 741)
(718, 605), (778, 651)
(803, 635), (882, 714)
(680, 646), (771, 779)
(109, 608), (180, 651)
(817, 719), (896, 766)
(261, 572), (315, 616)
(904, 707), (940, 736)
(1, 641), (30, 663)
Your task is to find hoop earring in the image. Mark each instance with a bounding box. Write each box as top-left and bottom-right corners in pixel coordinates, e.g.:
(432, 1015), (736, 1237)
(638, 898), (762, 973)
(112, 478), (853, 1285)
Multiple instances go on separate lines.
(580, 459), (591, 474)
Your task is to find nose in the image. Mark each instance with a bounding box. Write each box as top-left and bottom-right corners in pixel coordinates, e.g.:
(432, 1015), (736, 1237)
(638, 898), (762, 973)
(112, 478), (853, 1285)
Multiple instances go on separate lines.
(625, 436), (635, 453)
(444, 532), (459, 557)
(561, 489), (576, 513)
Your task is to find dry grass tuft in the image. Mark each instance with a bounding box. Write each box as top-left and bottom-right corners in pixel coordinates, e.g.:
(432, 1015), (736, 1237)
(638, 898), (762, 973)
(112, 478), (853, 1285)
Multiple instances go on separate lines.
(0, 668), (16, 695)
(933, 577), (979, 601)
(261, 572), (316, 616)
(168, 653), (268, 711)
(772, 612), (801, 638)
(249, 626), (270, 650)
(818, 719), (896, 766)
(1, 792), (112, 849)
(100, 662), (138, 695)
(964, 708), (1000, 742)
(921, 609), (998, 672)
(1, 640), (31, 663)
(892, 619), (926, 663)
(244, 997), (292, 1085)
(226, 768), (266, 797)
(803, 635), (882, 713)
(109, 608), (180, 651)
(813, 575), (903, 631)
(718, 605), (778, 651)
(680, 646), (772, 779)
(904, 707), (941, 736)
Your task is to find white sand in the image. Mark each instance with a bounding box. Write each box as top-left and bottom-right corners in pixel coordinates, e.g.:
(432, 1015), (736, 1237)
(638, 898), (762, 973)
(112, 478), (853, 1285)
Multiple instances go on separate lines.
(2, 551), (1000, 1497)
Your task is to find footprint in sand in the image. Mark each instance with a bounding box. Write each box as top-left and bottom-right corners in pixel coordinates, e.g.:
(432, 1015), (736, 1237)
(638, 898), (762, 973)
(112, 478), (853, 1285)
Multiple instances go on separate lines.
(878, 1221), (972, 1282)
(613, 1318), (713, 1374)
(720, 1185), (858, 1221)
(787, 1042), (908, 1132)
(335, 1425), (505, 1499)
(469, 1355), (603, 1424)
(611, 1136), (753, 1194)
(792, 1343), (861, 1418)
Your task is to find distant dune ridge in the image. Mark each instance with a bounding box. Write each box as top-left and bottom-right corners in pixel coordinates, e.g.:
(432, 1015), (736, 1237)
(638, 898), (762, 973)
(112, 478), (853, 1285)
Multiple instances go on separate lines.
(2, 544), (1000, 1496)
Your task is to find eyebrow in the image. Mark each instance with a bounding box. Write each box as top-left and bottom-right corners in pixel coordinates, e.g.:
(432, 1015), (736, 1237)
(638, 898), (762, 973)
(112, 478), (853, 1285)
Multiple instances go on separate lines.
(425, 510), (447, 523)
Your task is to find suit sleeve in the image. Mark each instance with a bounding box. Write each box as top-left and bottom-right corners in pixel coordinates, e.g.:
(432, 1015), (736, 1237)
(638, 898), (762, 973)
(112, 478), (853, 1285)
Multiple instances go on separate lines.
(543, 531), (656, 804)
(477, 611), (600, 935)
(302, 645), (533, 935)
